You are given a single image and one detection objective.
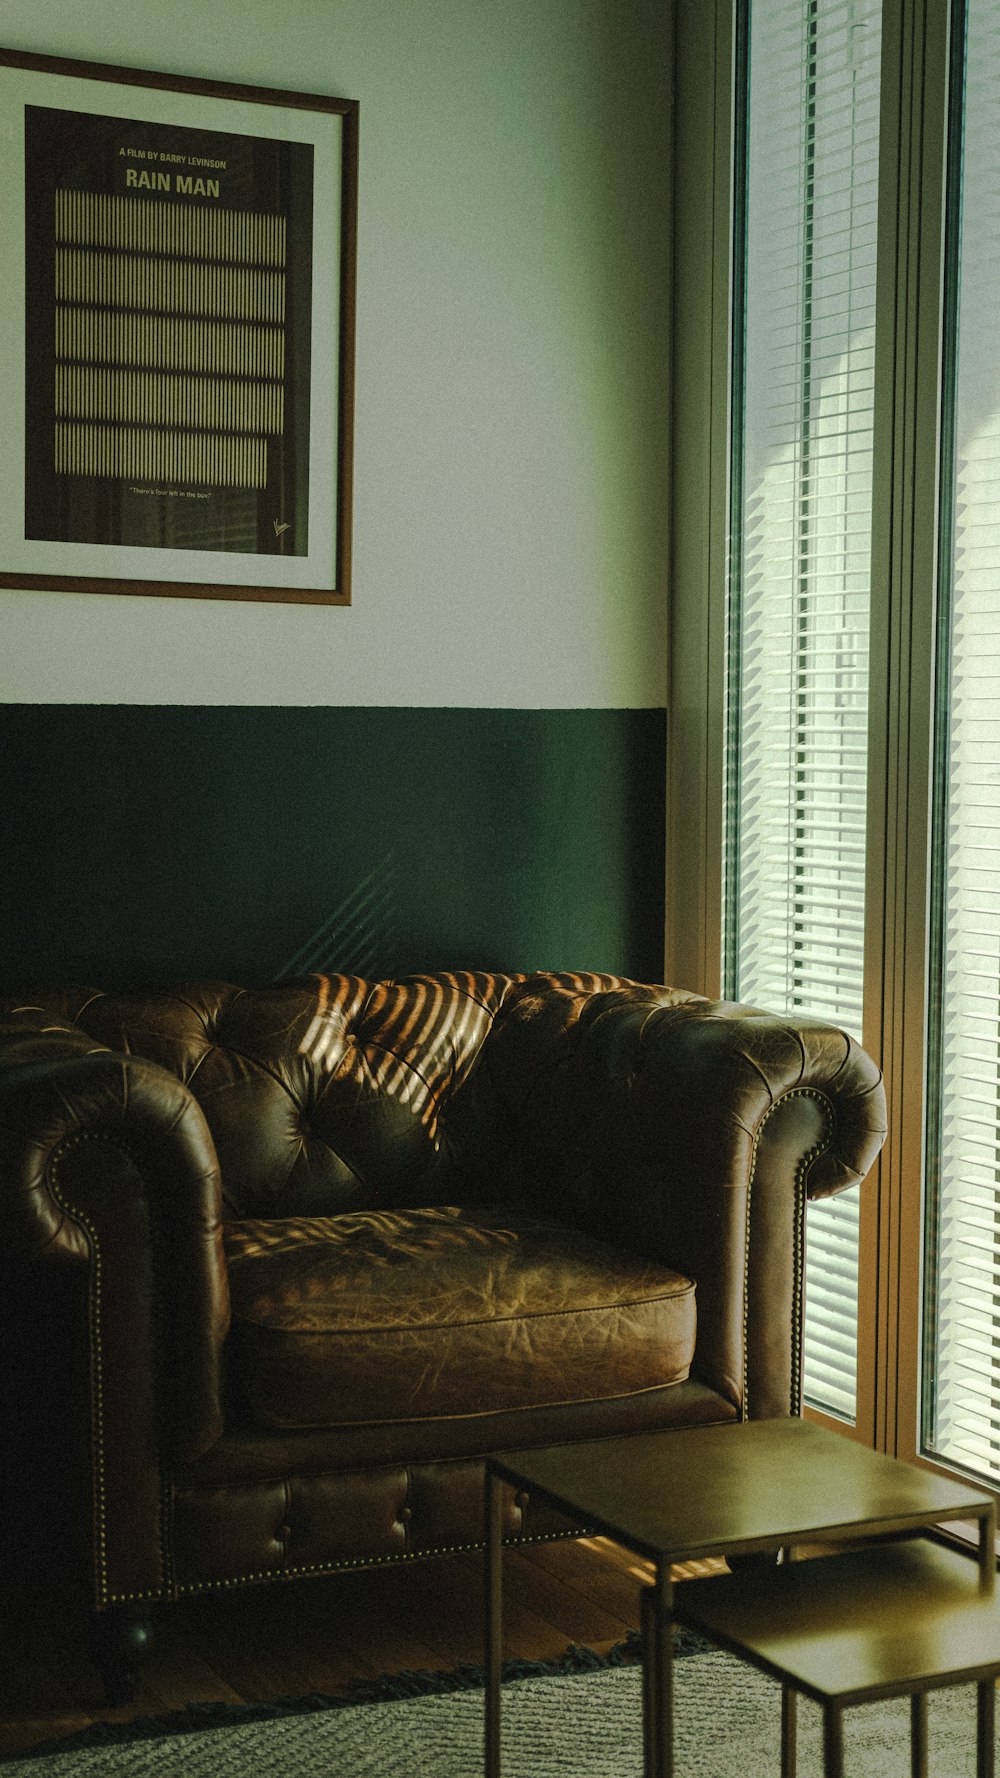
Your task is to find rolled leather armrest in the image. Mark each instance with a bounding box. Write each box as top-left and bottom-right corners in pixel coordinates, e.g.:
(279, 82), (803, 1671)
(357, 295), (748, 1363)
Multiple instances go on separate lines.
(0, 1016), (230, 1470)
(445, 978), (887, 1419)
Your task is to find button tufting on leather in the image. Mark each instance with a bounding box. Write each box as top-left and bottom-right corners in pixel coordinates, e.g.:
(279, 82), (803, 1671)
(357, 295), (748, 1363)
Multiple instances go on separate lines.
(0, 969), (888, 1614)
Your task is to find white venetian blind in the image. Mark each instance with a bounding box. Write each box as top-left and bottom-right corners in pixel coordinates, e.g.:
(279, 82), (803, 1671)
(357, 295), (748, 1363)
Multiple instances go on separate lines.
(727, 0), (882, 1419)
(924, 0), (1000, 1488)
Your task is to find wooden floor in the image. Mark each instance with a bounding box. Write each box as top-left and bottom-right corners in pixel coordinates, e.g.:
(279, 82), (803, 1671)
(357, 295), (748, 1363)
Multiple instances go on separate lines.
(0, 1536), (683, 1759)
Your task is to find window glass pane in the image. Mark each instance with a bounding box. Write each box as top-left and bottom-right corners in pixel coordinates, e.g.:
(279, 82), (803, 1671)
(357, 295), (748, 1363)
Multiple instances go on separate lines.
(923, 0), (1000, 1489)
(727, 0), (881, 1420)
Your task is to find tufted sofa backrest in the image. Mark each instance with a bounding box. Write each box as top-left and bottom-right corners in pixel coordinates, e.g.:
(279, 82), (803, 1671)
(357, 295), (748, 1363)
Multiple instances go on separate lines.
(2, 972), (671, 1219)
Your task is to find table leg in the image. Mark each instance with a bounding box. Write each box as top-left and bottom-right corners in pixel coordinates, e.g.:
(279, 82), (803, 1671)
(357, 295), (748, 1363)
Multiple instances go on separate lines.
(641, 1567), (674, 1778)
(485, 1467), (504, 1778)
(977, 1678), (996, 1778)
(781, 1684), (797, 1778)
(979, 1504), (997, 1592)
(641, 1587), (656, 1776)
(910, 1692), (928, 1778)
(822, 1702), (844, 1778)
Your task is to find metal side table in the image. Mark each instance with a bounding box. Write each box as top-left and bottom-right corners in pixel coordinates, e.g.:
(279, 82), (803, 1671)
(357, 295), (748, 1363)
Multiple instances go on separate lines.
(673, 1536), (1000, 1778)
(484, 1419), (994, 1778)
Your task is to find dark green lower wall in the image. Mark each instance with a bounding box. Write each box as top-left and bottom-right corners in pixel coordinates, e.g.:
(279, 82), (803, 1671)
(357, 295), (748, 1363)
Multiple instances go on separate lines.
(0, 706), (666, 987)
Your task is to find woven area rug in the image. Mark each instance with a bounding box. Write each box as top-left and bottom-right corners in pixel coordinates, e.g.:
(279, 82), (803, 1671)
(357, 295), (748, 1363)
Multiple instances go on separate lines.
(6, 1648), (994, 1775)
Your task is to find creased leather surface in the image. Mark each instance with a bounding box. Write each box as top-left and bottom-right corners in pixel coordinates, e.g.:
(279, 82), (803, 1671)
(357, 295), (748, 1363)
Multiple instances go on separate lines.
(0, 970), (886, 1611)
(224, 1204), (695, 1428)
(169, 1458), (577, 1588)
(437, 984), (887, 1413)
(8, 974), (520, 1219)
(0, 1024), (229, 1468)
(185, 1377), (737, 1483)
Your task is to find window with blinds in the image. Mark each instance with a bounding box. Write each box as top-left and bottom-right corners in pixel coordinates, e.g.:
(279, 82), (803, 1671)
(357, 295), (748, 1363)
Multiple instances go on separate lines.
(923, 0), (1000, 1488)
(726, 0), (881, 1419)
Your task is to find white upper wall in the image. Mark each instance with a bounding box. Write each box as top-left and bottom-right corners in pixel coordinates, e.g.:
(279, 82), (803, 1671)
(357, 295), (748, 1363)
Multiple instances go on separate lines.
(0, 0), (672, 707)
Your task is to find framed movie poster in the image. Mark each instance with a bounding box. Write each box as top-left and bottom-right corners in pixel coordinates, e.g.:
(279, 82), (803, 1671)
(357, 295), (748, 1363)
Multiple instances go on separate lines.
(0, 49), (358, 604)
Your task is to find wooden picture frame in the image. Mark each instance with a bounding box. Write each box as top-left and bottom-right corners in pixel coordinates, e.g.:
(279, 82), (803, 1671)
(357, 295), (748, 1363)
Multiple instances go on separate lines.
(0, 47), (358, 605)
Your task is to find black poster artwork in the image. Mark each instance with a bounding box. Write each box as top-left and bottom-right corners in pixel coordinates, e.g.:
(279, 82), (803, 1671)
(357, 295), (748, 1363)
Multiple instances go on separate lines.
(23, 105), (314, 557)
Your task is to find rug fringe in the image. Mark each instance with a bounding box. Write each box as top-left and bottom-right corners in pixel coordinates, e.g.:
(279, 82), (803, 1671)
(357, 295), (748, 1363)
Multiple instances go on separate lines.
(19, 1625), (709, 1758)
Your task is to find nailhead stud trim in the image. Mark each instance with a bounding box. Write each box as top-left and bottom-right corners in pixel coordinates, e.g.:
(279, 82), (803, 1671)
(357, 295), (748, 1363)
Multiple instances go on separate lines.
(741, 1086), (835, 1421)
(103, 1527), (590, 1606)
(49, 1129), (172, 1609)
(49, 1132), (120, 1608)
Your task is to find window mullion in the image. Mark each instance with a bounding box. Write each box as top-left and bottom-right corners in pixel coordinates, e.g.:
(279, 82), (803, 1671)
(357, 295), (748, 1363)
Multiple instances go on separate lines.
(863, 0), (952, 1463)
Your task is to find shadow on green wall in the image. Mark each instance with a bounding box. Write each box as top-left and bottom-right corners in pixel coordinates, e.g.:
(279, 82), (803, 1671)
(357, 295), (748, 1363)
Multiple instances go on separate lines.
(0, 705), (665, 987)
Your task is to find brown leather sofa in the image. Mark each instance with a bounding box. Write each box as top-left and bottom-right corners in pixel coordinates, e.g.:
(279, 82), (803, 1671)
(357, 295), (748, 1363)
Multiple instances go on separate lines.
(0, 970), (886, 1700)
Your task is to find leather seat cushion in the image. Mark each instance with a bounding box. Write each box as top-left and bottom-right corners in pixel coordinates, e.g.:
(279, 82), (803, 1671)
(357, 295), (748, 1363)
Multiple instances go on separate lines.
(223, 1204), (696, 1430)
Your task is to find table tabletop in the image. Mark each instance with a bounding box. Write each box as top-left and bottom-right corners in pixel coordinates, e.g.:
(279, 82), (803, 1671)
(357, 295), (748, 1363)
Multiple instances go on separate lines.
(488, 1418), (993, 1563)
(673, 1538), (1000, 1704)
